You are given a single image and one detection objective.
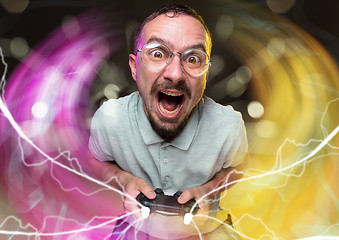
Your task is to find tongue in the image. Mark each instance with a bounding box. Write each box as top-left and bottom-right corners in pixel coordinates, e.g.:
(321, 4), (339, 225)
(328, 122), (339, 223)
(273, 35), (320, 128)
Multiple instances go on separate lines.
(161, 95), (179, 112)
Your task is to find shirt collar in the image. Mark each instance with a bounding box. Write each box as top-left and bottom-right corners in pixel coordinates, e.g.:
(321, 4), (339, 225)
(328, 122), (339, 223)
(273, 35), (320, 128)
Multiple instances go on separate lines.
(137, 93), (200, 150)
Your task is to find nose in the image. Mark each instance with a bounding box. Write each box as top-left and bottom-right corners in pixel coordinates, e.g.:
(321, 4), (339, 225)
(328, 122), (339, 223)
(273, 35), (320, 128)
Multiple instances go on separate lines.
(162, 52), (185, 83)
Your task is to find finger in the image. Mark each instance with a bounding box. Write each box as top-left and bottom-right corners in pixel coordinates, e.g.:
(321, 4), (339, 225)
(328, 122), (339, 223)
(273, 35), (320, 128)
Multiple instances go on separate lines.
(123, 178), (154, 219)
(136, 179), (156, 199)
(177, 190), (194, 204)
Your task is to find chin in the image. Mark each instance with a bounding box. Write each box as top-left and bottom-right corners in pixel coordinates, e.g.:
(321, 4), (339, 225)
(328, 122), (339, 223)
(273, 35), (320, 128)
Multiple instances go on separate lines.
(150, 116), (187, 141)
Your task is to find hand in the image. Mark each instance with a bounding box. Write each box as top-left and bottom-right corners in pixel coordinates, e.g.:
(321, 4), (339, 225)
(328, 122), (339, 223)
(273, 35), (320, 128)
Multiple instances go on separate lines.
(177, 185), (212, 225)
(87, 153), (156, 219)
(176, 167), (244, 226)
(118, 170), (156, 219)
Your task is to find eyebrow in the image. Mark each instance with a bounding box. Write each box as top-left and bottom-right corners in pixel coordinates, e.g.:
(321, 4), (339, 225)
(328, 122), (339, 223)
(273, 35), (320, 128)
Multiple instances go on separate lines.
(146, 37), (207, 53)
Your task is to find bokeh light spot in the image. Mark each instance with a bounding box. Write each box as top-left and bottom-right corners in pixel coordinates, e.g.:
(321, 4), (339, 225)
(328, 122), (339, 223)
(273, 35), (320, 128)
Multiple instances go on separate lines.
(248, 101), (265, 119)
(226, 66), (251, 98)
(10, 37), (29, 59)
(235, 66), (252, 84)
(62, 15), (81, 39)
(209, 55), (225, 78)
(267, 37), (286, 58)
(255, 120), (277, 138)
(31, 102), (48, 119)
(215, 15), (234, 41)
(0, 0), (29, 13)
(104, 84), (120, 99)
(226, 77), (247, 98)
(266, 0), (296, 13)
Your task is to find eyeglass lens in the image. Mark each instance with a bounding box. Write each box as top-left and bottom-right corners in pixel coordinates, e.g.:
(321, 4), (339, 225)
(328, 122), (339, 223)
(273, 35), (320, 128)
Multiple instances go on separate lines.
(140, 43), (210, 76)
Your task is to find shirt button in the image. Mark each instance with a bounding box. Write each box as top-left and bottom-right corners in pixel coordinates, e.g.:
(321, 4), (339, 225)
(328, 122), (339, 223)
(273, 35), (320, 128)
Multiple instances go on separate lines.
(164, 176), (170, 182)
(162, 142), (170, 148)
(163, 157), (169, 163)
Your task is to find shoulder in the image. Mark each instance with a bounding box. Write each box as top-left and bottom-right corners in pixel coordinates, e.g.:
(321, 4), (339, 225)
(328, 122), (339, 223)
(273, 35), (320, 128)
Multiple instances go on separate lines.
(97, 92), (137, 113)
(200, 96), (244, 128)
(91, 92), (139, 127)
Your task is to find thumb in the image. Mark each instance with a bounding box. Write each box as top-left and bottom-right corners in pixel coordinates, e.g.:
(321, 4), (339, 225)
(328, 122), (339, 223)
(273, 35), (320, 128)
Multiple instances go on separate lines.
(177, 190), (193, 204)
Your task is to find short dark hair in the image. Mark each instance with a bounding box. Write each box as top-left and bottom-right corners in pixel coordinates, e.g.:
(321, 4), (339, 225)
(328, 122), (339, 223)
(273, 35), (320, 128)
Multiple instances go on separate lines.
(134, 3), (212, 53)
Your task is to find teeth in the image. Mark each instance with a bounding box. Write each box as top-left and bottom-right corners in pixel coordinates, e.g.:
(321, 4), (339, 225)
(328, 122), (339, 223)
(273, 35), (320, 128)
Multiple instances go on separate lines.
(159, 100), (180, 114)
(160, 91), (183, 97)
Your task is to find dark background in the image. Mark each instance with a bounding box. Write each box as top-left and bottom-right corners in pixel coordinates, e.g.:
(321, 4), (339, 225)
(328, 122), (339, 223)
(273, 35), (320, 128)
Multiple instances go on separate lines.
(1, 0), (338, 63)
(1, 0), (339, 115)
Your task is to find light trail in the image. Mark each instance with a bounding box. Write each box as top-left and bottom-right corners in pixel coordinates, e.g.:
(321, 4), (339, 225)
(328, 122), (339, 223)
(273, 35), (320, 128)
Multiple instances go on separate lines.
(297, 237), (339, 240)
(0, 211), (138, 237)
(0, 93), (141, 205)
(1, 43), (339, 238)
(191, 124), (339, 215)
(193, 213), (278, 240)
(1, 1), (339, 238)
(0, 48), (146, 238)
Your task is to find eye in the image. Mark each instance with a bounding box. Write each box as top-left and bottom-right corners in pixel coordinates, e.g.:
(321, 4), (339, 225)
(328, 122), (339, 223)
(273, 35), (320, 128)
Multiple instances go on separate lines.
(151, 50), (164, 59)
(187, 56), (199, 64)
(185, 54), (202, 66)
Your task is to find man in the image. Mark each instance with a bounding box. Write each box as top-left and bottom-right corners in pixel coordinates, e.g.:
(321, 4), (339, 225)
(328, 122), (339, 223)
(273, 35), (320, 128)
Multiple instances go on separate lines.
(88, 4), (248, 239)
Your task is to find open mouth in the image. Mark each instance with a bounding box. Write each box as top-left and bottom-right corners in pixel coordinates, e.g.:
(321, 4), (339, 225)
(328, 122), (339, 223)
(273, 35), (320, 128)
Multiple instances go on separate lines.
(156, 90), (185, 118)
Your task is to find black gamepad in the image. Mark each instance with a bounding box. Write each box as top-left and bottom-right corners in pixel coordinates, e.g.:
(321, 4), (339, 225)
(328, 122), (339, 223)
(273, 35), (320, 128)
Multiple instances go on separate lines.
(136, 188), (199, 216)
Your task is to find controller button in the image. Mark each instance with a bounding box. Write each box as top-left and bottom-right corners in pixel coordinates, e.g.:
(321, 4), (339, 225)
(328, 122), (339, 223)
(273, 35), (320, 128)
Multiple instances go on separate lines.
(155, 188), (164, 194)
(174, 191), (182, 199)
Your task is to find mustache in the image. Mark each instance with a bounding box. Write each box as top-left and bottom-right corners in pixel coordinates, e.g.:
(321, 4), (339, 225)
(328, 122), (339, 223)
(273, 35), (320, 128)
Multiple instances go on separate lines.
(150, 82), (192, 98)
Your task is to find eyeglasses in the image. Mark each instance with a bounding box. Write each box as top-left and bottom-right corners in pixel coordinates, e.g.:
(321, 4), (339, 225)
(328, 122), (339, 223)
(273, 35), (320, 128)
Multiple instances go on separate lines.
(136, 43), (211, 77)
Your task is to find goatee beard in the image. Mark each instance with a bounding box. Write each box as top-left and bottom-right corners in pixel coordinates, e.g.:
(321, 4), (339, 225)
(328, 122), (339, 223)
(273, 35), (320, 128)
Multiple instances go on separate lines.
(147, 112), (191, 141)
(147, 81), (192, 140)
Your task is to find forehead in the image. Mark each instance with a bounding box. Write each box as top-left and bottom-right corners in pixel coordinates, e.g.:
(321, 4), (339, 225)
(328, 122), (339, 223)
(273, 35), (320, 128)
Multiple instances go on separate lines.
(139, 14), (210, 53)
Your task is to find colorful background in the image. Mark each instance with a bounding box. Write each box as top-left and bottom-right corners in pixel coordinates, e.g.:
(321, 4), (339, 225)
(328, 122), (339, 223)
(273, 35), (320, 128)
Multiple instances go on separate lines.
(0, 0), (339, 239)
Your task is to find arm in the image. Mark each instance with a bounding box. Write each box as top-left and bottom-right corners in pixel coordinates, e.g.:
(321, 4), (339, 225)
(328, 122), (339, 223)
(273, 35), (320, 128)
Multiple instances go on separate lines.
(179, 112), (250, 206)
(87, 150), (156, 218)
(177, 162), (246, 210)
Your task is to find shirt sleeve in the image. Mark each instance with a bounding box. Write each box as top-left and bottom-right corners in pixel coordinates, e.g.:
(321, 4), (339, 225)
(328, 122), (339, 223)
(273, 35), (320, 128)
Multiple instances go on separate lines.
(222, 114), (249, 168)
(88, 102), (115, 162)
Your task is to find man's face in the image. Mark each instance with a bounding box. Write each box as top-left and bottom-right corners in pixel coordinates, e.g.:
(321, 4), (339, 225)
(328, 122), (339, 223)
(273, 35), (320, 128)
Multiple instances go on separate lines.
(129, 13), (211, 140)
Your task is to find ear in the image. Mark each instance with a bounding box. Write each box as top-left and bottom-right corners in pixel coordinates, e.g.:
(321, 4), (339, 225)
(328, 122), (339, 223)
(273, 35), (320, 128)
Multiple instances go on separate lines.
(129, 53), (137, 81)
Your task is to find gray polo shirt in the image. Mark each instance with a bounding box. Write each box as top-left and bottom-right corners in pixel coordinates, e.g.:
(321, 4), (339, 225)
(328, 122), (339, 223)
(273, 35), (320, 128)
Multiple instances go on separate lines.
(89, 92), (248, 195)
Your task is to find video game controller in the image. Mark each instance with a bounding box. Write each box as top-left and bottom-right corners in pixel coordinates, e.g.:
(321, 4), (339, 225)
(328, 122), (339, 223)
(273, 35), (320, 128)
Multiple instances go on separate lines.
(136, 188), (199, 217)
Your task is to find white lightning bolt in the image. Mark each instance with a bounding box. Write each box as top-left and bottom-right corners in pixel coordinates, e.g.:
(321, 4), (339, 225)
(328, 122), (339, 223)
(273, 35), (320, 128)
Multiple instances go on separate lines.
(0, 211), (140, 238)
(186, 123), (339, 238)
(1, 46), (338, 239)
(191, 124), (339, 215)
(298, 237), (339, 240)
(0, 47), (149, 239)
(193, 213), (279, 240)
(0, 53), (140, 204)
